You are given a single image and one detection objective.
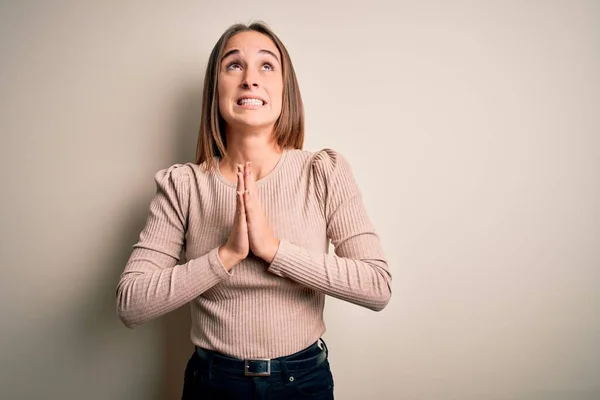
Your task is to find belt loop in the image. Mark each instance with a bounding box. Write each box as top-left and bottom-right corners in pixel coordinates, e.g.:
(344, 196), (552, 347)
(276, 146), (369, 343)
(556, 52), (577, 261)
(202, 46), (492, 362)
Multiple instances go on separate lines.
(319, 338), (329, 357)
(207, 352), (214, 381)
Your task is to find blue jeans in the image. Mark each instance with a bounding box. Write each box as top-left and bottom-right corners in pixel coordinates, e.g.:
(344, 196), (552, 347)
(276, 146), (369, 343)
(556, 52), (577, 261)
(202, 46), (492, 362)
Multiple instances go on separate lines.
(181, 340), (335, 399)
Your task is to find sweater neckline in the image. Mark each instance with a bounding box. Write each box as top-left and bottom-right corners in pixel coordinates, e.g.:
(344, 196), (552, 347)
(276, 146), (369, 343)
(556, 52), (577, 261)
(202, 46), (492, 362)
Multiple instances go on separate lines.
(214, 148), (290, 188)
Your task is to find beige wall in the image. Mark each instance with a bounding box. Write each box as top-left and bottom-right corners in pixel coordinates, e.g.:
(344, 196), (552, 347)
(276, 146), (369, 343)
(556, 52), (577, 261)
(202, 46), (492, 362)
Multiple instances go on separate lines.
(1, 1), (599, 399)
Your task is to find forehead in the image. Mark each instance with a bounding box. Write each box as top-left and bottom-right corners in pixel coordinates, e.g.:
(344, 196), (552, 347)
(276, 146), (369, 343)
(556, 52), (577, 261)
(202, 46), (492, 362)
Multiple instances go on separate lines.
(223, 31), (280, 57)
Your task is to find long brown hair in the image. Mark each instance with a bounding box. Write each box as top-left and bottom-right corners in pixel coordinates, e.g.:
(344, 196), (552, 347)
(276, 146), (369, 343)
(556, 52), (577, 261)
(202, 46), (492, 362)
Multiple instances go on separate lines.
(195, 22), (304, 169)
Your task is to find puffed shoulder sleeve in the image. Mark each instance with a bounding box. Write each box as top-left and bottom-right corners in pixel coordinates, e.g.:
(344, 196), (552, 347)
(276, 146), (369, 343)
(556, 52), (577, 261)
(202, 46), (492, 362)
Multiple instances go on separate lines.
(311, 149), (359, 229)
(133, 164), (191, 259)
(311, 149), (382, 259)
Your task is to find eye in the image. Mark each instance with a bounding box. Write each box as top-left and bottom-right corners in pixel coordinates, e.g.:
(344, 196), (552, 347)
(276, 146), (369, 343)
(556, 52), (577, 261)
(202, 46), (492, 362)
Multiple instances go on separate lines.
(226, 62), (242, 71)
(261, 62), (274, 71)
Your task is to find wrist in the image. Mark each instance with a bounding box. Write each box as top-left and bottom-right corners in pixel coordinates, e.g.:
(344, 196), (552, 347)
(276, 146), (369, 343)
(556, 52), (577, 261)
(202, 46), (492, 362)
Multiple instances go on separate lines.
(218, 246), (244, 271)
(260, 238), (280, 264)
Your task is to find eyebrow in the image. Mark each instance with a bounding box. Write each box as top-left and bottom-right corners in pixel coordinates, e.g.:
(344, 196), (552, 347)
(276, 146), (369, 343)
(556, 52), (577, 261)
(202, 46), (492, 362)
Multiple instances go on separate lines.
(221, 49), (281, 64)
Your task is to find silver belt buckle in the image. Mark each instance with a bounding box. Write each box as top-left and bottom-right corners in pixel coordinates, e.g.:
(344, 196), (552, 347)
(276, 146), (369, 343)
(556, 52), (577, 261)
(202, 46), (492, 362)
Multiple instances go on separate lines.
(244, 359), (271, 376)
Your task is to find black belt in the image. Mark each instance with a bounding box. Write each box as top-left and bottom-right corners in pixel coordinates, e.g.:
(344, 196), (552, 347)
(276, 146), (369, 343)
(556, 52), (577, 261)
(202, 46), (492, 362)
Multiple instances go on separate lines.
(195, 341), (328, 377)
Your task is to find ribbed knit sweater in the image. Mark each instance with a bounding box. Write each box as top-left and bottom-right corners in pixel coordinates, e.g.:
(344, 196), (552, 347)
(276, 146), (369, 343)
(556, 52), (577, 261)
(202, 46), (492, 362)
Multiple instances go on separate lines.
(116, 148), (392, 359)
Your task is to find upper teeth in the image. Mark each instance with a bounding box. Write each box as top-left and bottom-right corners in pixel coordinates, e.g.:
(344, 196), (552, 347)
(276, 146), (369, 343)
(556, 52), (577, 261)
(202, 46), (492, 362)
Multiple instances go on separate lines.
(240, 98), (263, 106)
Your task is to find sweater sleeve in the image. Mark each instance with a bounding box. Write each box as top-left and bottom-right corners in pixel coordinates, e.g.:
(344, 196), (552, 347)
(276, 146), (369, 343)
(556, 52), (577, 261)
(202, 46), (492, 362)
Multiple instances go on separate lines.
(116, 165), (231, 328)
(267, 149), (392, 311)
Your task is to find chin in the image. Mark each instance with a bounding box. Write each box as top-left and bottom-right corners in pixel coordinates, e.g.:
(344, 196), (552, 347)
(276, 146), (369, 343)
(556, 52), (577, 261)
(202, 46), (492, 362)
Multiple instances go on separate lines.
(233, 118), (277, 131)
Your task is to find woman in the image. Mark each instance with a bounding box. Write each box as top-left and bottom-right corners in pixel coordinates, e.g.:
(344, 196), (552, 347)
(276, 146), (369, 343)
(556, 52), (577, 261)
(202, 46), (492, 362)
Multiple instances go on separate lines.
(116, 21), (392, 399)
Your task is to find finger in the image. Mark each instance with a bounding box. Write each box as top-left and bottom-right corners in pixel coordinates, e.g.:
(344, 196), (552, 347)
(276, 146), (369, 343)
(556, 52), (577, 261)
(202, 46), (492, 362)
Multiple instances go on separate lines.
(237, 190), (245, 217)
(239, 162), (251, 214)
(244, 162), (256, 213)
(236, 169), (246, 216)
(236, 164), (245, 192)
(244, 161), (255, 194)
(244, 187), (252, 216)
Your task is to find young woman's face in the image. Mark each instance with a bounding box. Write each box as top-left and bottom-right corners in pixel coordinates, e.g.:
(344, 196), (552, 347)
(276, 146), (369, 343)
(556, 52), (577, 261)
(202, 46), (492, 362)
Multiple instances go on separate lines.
(218, 31), (284, 133)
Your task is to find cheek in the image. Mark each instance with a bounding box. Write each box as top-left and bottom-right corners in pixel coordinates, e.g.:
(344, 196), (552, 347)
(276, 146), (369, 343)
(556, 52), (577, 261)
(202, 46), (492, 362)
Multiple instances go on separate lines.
(217, 81), (226, 98)
(271, 82), (284, 110)
(217, 84), (230, 112)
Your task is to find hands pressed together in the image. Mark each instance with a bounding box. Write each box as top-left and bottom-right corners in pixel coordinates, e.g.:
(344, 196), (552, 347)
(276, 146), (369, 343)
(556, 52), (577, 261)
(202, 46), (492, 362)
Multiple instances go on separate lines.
(218, 162), (280, 271)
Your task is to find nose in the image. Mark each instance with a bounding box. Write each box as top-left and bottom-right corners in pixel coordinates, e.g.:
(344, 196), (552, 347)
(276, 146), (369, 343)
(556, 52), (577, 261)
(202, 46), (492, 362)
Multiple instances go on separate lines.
(241, 69), (259, 89)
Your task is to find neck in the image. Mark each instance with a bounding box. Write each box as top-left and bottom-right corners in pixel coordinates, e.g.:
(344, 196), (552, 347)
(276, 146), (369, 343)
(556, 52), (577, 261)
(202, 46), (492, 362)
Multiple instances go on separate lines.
(220, 128), (283, 181)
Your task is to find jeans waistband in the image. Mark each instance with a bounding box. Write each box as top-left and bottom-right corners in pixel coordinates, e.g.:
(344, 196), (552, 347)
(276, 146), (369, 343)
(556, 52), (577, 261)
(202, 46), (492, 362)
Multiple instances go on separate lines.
(195, 340), (328, 377)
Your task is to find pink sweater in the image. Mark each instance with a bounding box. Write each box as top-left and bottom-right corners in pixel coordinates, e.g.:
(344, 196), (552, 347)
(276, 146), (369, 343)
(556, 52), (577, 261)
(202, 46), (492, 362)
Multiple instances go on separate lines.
(116, 148), (391, 359)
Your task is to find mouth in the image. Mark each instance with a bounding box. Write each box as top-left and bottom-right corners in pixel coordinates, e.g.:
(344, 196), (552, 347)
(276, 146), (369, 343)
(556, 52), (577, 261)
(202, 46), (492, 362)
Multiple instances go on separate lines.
(237, 97), (266, 106)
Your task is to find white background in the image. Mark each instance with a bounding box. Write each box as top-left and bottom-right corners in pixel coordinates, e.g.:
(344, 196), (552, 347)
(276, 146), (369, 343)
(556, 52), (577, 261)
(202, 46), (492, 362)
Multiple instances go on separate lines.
(1, 1), (598, 399)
